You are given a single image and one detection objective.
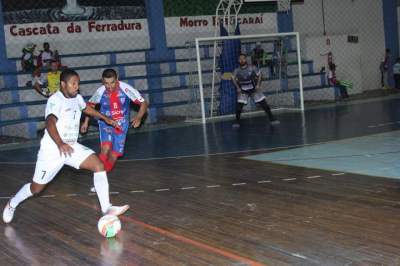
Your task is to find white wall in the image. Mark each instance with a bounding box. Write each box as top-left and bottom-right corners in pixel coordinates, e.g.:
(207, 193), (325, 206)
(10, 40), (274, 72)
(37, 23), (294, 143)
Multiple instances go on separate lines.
(293, 0), (385, 91)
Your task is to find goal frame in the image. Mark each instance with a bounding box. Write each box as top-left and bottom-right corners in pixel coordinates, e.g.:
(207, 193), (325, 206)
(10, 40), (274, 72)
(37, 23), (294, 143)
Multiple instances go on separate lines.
(195, 31), (304, 124)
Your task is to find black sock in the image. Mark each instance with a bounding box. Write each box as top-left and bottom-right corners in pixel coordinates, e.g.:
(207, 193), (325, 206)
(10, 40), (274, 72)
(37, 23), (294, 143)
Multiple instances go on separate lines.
(258, 100), (275, 121)
(236, 102), (244, 122)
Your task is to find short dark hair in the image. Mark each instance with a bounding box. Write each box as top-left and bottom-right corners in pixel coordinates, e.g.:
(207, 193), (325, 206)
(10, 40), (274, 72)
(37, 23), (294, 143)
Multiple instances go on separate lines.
(102, 68), (118, 79)
(60, 68), (79, 83)
(239, 53), (247, 58)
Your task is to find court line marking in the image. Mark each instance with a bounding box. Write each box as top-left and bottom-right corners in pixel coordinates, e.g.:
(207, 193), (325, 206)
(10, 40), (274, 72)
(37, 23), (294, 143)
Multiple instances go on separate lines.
(181, 186), (196, 190)
(232, 183), (247, 186)
(155, 188), (170, 192)
(0, 136), (380, 165)
(130, 190), (145, 193)
(291, 253), (309, 260)
(40, 195), (55, 198)
(121, 215), (267, 266)
(306, 175), (320, 179)
(70, 199), (268, 266)
(206, 185), (221, 188)
(0, 173), (348, 201)
(283, 178), (297, 181)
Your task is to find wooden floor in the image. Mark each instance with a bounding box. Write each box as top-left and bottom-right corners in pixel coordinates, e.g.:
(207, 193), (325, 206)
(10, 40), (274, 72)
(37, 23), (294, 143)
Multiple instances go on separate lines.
(1, 151), (400, 266)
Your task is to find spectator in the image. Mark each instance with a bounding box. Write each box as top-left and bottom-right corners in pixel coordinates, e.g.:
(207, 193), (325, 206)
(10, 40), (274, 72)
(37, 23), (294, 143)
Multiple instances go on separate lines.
(33, 60), (62, 98)
(251, 42), (264, 68)
(21, 43), (37, 72)
(380, 48), (390, 89)
(272, 39), (287, 79)
(393, 57), (400, 89)
(37, 42), (60, 69)
(328, 62), (349, 99)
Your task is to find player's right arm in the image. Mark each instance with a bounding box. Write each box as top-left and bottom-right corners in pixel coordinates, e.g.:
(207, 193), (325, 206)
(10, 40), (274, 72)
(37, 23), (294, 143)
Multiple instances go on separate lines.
(253, 66), (262, 90)
(231, 69), (241, 94)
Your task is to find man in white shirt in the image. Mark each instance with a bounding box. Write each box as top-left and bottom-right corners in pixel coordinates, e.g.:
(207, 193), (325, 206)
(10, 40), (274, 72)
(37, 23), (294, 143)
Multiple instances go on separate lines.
(3, 69), (129, 224)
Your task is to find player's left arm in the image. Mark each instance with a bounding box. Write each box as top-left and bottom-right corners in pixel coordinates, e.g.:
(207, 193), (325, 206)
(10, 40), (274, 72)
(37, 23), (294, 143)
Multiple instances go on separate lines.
(254, 67), (262, 90)
(122, 84), (149, 128)
(131, 100), (148, 128)
(82, 105), (119, 129)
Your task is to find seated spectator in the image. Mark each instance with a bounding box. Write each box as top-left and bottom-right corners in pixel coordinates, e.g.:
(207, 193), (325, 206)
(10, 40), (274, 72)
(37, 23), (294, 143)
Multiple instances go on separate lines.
(21, 43), (37, 72)
(328, 62), (349, 99)
(393, 57), (400, 89)
(33, 60), (62, 98)
(37, 42), (60, 69)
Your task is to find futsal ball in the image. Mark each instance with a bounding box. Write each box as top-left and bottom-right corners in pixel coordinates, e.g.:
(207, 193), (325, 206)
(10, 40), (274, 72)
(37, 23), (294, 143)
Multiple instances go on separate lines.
(97, 215), (121, 238)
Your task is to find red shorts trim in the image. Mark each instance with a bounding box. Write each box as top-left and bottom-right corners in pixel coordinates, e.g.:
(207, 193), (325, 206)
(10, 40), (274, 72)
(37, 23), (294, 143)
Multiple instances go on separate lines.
(101, 141), (112, 148)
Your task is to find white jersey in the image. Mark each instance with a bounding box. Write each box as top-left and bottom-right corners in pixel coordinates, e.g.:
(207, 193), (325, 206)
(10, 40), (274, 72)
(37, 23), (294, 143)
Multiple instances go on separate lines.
(40, 91), (87, 149)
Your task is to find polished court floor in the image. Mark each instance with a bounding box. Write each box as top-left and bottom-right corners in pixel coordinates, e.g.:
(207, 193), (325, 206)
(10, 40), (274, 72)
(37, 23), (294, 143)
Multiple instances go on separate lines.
(1, 95), (400, 265)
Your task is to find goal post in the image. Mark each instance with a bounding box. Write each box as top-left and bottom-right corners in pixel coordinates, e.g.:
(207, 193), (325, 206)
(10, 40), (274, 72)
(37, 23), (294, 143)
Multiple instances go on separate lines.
(191, 32), (304, 124)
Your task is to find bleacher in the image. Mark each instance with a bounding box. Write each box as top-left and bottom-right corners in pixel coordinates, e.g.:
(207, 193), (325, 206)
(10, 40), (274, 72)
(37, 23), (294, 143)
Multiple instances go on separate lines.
(0, 41), (338, 139)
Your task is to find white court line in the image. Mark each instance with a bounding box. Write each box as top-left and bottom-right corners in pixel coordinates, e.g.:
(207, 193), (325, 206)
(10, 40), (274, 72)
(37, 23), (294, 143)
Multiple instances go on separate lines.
(283, 178), (297, 181)
(109, 192), (120, 195)
(232, 183), (247, 186)
(257, 180), (272, 183)
(206, 185), (221, 188)
(181, 186), (196, 190)
(0, 196), (11, 199)
(306, 175), (320, 179)
(88, 193), (97, 196)
(66, 193), (78, 197)
(291, 253), (309, 260)
(40, 195), (55, 198)
(155, 188), (170, 192)
(332, 173), (345, 176)
(130, 190), (145, 193)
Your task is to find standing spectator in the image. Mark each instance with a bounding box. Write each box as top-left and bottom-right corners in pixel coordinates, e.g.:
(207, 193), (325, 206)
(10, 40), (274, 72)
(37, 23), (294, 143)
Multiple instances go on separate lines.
(33, 60), (62, 98)
(393, 57), (400, 89)
(21, 43), (37, 72)
(380, 48), (390, 89)
(37, 42), (60, 69)
(272, 39), (287, 79)
(251, 42), (264, 68)
(319, 37), (333, 73)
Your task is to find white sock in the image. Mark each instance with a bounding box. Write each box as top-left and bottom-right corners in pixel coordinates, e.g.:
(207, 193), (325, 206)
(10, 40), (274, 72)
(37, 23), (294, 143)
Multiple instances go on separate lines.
(10, 183), (33, 208)
(94, 171), (111, 213)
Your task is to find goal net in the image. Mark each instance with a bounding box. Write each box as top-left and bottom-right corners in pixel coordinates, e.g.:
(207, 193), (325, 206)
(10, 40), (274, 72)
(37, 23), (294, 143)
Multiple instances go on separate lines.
(186, 32), (304, 124)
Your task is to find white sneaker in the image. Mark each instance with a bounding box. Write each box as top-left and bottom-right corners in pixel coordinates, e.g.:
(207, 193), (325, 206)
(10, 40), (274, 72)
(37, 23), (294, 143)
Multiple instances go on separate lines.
(104, 205), (130, 216)
(3, 201), (16, 224)
(90, 186), (96, 193)
(270, 120), (280, 126)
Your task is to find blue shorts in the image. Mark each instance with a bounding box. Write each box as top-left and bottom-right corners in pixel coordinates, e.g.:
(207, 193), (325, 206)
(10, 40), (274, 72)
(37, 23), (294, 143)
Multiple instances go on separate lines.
(99, 120), (128, 157)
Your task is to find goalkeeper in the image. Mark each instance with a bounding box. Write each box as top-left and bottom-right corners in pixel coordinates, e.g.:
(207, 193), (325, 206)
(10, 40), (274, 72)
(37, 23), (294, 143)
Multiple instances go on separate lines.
(231, 53), (280, 128)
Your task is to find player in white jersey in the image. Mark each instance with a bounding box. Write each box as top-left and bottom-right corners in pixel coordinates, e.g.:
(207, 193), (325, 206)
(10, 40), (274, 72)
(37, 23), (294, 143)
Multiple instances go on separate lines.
(3, 69), (129, 224)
